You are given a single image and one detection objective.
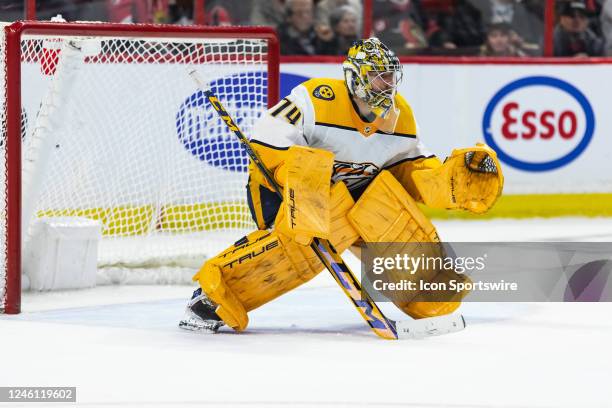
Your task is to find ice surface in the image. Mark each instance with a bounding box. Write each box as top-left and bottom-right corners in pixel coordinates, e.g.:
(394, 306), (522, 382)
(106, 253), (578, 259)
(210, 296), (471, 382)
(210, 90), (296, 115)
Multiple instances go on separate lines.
(1, 218), (611, 408)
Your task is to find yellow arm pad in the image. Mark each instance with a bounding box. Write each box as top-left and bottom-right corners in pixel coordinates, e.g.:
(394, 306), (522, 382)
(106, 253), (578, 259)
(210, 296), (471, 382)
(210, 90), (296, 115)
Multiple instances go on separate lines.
(277, 146), (335, 245)
(412, 143), (504, 214)
(387, 156), (443, 204)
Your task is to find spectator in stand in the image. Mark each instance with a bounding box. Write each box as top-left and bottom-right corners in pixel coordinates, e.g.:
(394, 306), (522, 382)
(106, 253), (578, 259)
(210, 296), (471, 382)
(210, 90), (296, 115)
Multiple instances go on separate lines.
(554, 1), (604, 56)
(204, 0), (248, 25)
(277, 0), (337, 55)
(329, 5), (360, 54)
(0, 2), (23, 20)
(470, 0), (542, 54)
(165, 0), (193, 25)
(601, 0), (612, 55)
(24, 0), (150, 23)
(31, 0), (145, 22)
(372, 0), (429, 54)
(522, 0), (545, 17)
(106, 0), (152, 23)
(480, 22), (526, 56)
(34, 0), (73, 20)
(430, 0), (485, 52)
(583, 0), (604, 38)
(206, 5), (232, 26)
(250, 0), (286, 28)
(316, 0), (363, 34)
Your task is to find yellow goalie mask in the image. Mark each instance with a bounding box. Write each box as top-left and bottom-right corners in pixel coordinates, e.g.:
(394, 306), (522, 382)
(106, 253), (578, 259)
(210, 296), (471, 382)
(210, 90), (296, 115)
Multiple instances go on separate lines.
(343, 37), (402, 133)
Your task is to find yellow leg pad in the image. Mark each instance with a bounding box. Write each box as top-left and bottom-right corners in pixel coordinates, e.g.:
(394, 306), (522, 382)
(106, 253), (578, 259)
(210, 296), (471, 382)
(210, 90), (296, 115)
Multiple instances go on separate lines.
(348, 170), (439, 243)
(327, 181), (360, 251)
(194, 182), (359, 331)
(395, 269), (472, 318)
(399, 300), (460, 319)
(281, 146), (335, 243)
(348, 170), (469, 318)
(196, 263), (249, 331)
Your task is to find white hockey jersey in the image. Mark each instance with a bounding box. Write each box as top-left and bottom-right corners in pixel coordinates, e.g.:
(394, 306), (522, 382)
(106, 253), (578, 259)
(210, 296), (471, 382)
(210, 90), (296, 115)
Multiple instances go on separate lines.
(251, 78), (437, 191)
(247, 78), (441, 228)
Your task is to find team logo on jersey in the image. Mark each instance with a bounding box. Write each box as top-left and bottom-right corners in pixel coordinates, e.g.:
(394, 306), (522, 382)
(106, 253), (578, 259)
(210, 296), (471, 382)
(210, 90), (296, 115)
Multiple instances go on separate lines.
(332, 161), (379, 189)
(313, 85), (335, 101)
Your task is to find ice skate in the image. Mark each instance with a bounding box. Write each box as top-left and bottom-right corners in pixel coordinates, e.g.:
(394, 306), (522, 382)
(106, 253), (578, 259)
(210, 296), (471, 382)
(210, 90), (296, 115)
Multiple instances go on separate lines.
(178, 288), (224, 333)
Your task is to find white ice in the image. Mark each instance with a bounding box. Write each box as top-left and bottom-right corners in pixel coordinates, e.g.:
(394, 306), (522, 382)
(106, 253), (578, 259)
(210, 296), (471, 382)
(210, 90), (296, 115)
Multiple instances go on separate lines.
(1, 217), (612, 408)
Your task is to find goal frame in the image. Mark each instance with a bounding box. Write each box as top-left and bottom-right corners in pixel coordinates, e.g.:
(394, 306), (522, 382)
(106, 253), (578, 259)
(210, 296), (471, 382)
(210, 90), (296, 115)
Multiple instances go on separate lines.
(2, 21), (280, 314)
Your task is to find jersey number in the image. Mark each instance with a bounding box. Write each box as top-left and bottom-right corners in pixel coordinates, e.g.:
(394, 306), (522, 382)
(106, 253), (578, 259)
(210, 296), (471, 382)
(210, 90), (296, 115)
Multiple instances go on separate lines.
(270, 98), (302, 125)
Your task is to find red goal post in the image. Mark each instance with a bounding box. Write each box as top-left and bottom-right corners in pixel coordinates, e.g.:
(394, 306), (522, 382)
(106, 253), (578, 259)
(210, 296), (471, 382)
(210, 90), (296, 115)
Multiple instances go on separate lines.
(1, 21), (280, 314)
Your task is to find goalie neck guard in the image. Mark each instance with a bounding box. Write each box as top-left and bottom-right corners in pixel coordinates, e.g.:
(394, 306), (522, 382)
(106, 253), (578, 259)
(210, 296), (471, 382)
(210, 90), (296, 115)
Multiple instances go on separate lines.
(343, 37), (402, 133)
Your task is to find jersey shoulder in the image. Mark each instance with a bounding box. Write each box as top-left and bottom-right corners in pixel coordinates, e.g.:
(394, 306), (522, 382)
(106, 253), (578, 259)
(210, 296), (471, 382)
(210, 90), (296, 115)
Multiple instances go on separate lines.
(297, 78), (352, 126)
(393, 93), (418, 136)
(301, 78), (342, 87)
(302, 78), (345, 91)
(300, 78), (346, 99)
(298, 78), (348, 109)
(267, 78), (348, 128)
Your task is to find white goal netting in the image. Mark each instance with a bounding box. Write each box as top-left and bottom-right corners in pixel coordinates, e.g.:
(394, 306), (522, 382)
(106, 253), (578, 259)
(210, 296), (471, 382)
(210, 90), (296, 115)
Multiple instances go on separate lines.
(1, 23), (276, 311)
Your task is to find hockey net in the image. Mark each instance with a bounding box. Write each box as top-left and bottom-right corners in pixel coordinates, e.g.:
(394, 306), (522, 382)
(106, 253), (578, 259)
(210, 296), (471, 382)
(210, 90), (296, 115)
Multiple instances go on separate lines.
(0, 22), (279, 313)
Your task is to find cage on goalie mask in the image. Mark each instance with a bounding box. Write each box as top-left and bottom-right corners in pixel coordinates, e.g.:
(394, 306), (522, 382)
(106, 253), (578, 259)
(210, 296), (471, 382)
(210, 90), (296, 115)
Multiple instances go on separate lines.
(343, 38), (402, 132)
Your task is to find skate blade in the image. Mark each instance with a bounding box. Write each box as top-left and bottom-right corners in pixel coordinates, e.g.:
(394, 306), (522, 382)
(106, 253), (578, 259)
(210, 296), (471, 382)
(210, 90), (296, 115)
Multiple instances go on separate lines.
(178, 318), (220, 334)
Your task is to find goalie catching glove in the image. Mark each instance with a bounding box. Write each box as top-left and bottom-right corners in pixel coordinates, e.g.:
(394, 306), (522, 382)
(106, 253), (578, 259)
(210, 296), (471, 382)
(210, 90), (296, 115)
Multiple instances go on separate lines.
(412, 143), (504, 214)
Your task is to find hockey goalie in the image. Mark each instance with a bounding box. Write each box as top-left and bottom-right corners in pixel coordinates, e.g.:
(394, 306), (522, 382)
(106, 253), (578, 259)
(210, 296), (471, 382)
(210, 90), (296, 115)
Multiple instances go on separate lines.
(179, 38), (504, 334)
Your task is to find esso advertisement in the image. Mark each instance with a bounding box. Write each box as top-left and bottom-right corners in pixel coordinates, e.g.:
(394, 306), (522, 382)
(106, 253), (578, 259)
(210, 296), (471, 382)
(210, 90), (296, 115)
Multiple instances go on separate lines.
(482, 76), (595, 172)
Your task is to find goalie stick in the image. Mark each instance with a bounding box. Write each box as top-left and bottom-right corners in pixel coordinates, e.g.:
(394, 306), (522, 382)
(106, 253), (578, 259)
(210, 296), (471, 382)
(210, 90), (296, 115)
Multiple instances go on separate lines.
(189, 69), (465, 340)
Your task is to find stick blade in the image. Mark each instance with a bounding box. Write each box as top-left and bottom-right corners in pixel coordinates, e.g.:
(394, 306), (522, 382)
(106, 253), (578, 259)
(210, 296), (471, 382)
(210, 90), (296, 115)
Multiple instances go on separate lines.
(396, 314), (466, 340)
(187, 68), (211, 92)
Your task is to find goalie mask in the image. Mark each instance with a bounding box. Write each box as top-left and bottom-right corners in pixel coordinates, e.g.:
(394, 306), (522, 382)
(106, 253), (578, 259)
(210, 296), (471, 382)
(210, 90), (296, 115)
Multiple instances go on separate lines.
(343, 38), (402, 133)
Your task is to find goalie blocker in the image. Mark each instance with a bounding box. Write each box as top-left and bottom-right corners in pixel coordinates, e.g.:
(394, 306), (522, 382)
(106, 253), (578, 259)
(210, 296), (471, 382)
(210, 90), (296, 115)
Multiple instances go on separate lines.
(190, 144), (502, 332)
